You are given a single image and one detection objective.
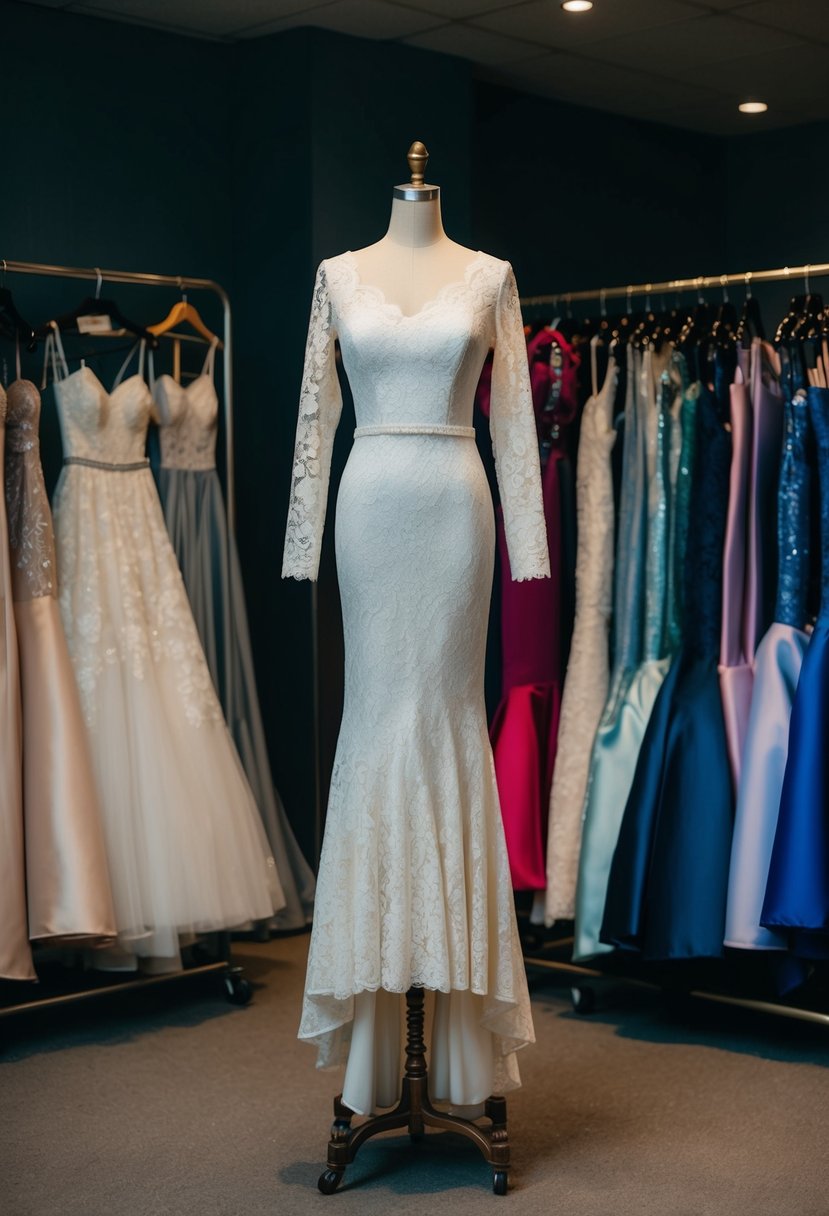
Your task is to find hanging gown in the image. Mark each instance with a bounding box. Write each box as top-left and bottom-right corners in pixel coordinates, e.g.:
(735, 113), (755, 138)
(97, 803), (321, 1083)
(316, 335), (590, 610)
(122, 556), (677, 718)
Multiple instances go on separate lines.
(601, 369), (733, 960)
(544, 346), (617, 924)
(761, 384), (829, 951)
(282, 253), (549, 1115)
(6, 377), (116, 946)
(48, 329), (284, 963)
(725, 387), (809, 950)
(153, 341), (315, 930)
(488, 326), (579, 891)
(0, 382), (34, 981)
(573, 345), (676, 961)
(719, 343), (783, 790)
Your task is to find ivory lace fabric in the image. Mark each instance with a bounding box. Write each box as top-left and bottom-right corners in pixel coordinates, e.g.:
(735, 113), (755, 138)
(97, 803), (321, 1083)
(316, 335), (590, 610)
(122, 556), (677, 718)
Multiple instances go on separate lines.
(50, 355), (284, 962)
(544, 357), (618, 924)
(282, 251), (549, 1110)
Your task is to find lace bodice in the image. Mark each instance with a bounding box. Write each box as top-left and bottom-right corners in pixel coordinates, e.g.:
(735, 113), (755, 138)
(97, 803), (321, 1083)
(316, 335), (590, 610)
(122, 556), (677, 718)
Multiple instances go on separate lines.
(54, 369), (152, 465)
(4, 380), (57, 601)
(282, 251), (550, 583)
(154, 376), (218, 470)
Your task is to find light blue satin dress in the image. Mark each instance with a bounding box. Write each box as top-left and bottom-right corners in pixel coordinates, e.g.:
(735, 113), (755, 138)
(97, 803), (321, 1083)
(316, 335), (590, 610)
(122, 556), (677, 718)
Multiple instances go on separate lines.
(573, 347), (679, 960)
(724, 388), (810, 950)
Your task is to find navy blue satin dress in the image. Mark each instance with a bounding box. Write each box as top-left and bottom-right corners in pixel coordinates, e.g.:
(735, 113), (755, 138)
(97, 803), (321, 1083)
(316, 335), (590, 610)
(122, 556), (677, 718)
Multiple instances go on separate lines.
(601, 366), (734, 960)
(761, 385), (829, 954)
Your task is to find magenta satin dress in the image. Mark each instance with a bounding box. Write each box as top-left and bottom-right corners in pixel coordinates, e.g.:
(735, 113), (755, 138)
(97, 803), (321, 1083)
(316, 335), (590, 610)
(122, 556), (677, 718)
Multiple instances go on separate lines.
(483, 328), (579, 890)
(719, 342), (782, 790)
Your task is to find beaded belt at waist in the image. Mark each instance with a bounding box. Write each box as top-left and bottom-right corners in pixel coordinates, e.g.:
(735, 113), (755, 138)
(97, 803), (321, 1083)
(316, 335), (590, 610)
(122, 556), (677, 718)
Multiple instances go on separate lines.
(353, 424), (475, 439)
(64, 456), (150, 472)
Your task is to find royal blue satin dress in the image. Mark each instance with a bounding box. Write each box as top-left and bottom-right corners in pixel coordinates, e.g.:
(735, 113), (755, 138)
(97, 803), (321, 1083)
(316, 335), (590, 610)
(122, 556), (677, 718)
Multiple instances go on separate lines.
(761, 385), (829, 953)
(601, 360), (734, 960)
(725, 383), (810, 950)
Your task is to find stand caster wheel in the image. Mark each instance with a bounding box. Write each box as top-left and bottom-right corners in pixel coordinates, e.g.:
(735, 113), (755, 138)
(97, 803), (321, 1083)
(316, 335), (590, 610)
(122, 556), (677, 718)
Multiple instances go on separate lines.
(318, 1169), (344, 1194)
(571, 985), (596, 1014)
(493, 1170), (509, 1195)
(224, 972), (252, 1006)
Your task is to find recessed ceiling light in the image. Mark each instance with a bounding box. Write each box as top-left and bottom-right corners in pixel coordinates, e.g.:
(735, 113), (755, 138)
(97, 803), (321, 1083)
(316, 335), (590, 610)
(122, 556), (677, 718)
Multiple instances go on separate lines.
(561, 0), (593, 11)
(739, 100), (768, 114)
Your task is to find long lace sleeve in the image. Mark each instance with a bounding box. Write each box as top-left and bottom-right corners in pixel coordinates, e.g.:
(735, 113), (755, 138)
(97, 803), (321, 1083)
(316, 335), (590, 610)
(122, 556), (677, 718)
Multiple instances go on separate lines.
(282, 262), (344, 581)
(490, 262), (551, 581)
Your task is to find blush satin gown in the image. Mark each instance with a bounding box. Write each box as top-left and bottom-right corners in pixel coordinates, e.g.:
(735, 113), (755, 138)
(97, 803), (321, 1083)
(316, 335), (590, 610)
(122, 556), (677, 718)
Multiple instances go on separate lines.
(282, 252), (549, 1114)
(6, 375), (116, 949)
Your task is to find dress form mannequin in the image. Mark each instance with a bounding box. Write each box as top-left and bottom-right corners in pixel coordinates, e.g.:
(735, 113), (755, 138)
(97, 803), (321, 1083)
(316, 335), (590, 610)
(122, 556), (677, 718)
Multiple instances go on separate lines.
(349, 142), (479, 316)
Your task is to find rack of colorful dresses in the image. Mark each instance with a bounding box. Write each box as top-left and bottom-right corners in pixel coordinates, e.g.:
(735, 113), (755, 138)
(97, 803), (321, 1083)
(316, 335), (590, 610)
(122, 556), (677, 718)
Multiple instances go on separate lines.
(0, 257), (311, 1022)
(512, 261), (829, 1030)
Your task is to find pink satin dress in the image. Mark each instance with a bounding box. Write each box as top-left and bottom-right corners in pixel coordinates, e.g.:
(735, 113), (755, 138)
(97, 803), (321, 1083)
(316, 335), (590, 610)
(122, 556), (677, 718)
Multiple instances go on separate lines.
(484, 328), (579, 890)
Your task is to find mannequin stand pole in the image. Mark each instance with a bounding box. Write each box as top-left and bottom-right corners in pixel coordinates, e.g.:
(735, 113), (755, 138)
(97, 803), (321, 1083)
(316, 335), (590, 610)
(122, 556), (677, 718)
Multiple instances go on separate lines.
(317, 987), (510, 1196)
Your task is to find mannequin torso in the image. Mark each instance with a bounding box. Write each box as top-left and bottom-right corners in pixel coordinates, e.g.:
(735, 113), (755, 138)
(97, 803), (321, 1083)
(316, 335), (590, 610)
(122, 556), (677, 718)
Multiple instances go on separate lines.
(349, 193), (479, 319)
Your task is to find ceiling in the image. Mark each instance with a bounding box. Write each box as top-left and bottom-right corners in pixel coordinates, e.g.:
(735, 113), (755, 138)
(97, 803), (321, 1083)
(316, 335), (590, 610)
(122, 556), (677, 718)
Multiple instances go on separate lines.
(22, 0), (829, 134)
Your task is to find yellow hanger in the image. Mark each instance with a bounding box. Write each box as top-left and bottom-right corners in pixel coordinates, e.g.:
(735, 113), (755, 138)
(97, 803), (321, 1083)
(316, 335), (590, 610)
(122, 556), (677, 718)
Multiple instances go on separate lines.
(148, 297), (223, 348)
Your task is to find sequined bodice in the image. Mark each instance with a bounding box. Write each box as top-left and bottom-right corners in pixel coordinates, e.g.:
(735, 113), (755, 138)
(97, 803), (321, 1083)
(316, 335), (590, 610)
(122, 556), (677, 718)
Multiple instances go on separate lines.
(684, 382), (732, 657)
(154, 375), (218, 471)
(807, 386), (829, 620)
(4, 380), (57, 601)
(775, 391), (810, 628)
(54, 369), (152, 464)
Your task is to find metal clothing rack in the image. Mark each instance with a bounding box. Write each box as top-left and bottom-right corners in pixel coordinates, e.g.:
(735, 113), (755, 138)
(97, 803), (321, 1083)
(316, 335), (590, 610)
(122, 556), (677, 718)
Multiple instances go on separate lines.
(2, 258), (236, 533)
(519, 258), (829, 311)
(519, 258), (829, 1031)
(0, 257), (250, 1022)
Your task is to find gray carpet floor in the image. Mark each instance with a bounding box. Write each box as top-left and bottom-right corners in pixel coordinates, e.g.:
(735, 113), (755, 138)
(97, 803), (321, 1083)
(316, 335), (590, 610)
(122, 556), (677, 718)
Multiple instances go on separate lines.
(2, 931), (828, 1216)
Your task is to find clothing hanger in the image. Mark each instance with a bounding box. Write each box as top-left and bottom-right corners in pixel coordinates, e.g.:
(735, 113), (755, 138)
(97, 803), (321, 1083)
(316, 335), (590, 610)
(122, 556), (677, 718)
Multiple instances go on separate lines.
(148, 288), (223, 348)
(0, 262), (37, 351)
(148, 287), (223, 384)
(35, 267), (158, 347)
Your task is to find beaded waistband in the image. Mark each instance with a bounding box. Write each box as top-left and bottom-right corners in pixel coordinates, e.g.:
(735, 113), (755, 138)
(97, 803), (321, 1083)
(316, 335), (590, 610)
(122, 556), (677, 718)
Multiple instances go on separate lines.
(64, 456), (150, 472)
(353, 424), (475, 439)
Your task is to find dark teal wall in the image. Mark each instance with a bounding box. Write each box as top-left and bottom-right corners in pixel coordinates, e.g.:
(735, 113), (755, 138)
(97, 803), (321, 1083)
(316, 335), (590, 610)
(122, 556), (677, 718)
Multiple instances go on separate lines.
(0, 0), (230, 484)
(472, 81), (728, 296)
(1, 0), (821, 869)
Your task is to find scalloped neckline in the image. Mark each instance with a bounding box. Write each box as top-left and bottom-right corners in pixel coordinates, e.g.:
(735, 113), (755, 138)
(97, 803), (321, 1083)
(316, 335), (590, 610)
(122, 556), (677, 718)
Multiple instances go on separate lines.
(340, 249), (488, 321)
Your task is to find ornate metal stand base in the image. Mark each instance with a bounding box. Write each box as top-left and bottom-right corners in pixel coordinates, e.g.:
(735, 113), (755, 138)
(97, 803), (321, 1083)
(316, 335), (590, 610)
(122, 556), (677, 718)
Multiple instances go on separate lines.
(317, 987), (510, 1196)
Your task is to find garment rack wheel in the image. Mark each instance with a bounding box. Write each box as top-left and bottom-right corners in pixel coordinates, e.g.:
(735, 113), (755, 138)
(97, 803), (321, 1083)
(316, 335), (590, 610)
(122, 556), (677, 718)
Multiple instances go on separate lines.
(316, 988), (511, 1195)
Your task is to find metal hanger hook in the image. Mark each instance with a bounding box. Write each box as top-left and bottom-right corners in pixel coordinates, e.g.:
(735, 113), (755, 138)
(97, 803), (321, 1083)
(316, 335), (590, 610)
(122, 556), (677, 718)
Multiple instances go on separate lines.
(2, 259), (6, 286)
(566, 293), (573, 320)
(626, 286), (633, 316)
(94, 267), (103, 299)
(744, 272), (752, 300)
(720, 274), (729, 304)
(600, 288), (607, 318)
(177, 275), (188, 303)
(805, 264), (811, 294)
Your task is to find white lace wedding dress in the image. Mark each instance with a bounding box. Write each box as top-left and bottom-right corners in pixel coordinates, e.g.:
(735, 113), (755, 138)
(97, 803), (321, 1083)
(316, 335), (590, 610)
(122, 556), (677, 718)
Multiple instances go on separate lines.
(544, 349), (618, 924)
(282, 251), (549, 1114)
(47, 330), (285, 964)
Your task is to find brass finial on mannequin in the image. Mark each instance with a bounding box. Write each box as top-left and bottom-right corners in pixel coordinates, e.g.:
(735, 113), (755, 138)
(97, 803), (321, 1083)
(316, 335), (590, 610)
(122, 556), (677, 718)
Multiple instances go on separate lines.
(407, 141), (429, 187)
(394, 141), (439, 202)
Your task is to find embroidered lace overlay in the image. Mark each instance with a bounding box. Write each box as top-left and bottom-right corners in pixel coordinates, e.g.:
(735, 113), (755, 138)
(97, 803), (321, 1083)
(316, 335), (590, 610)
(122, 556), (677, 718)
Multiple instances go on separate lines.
(50, 360), (283, 954)
(282, 250), (548, 1106)
(545, 359), (618, 923)
(5, 381), (56, 603)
